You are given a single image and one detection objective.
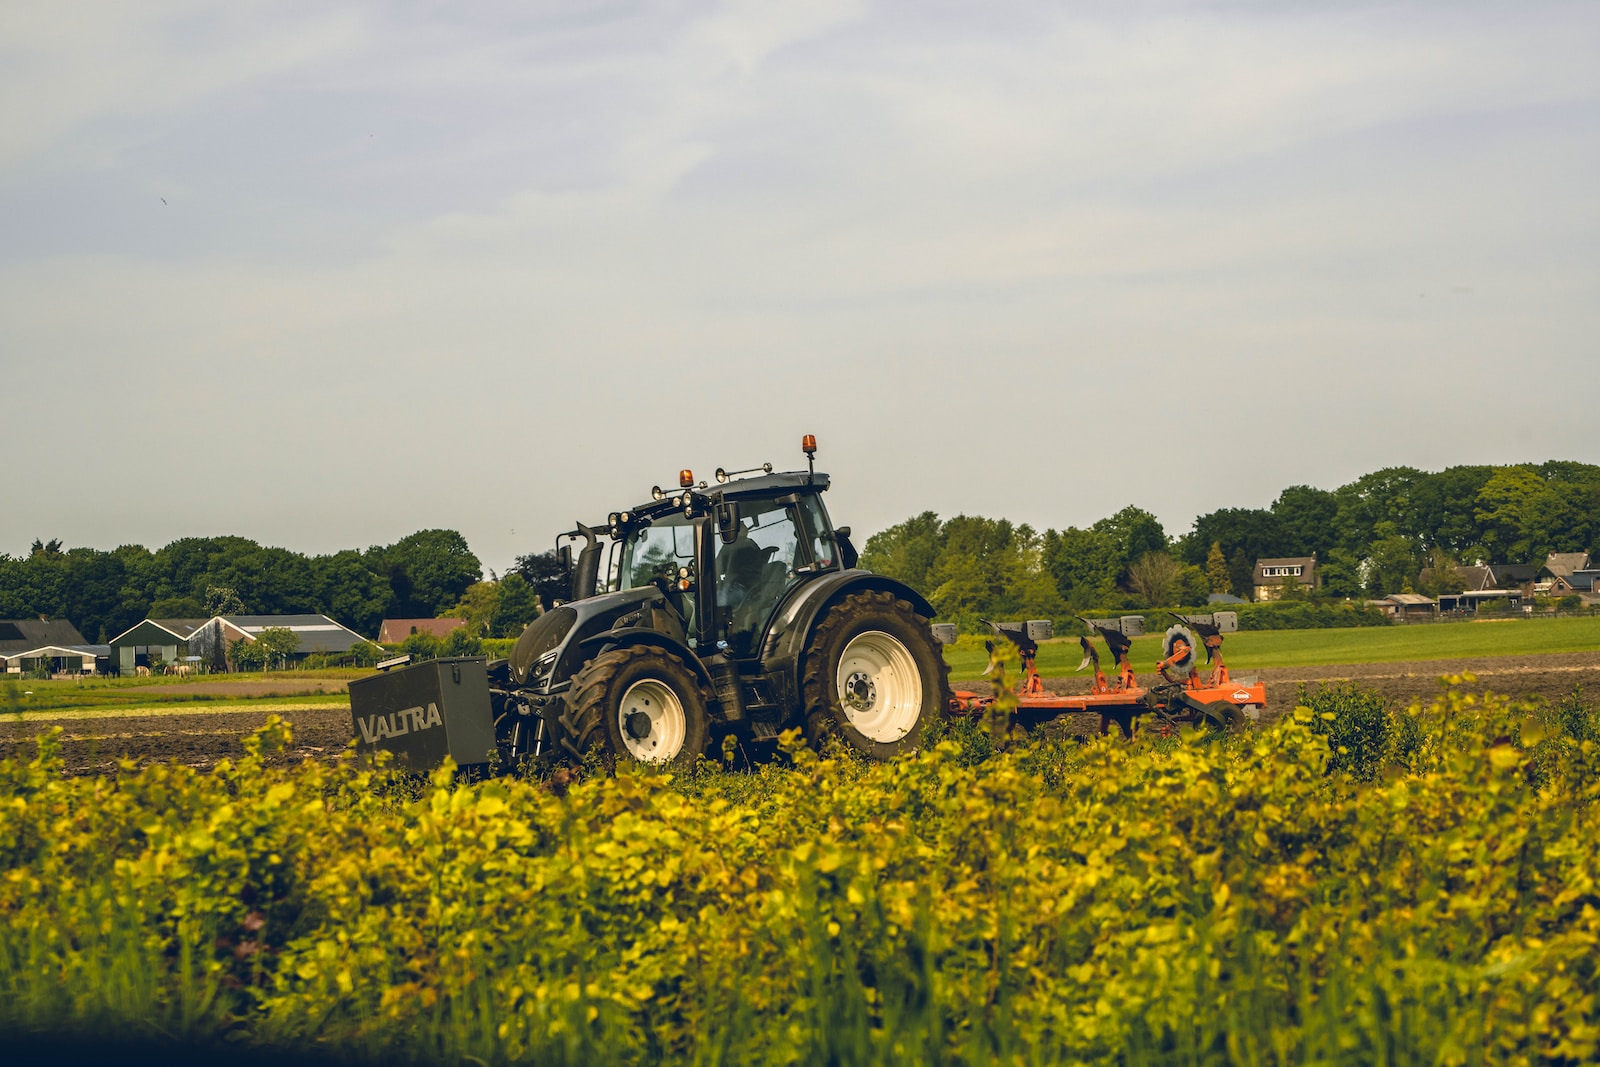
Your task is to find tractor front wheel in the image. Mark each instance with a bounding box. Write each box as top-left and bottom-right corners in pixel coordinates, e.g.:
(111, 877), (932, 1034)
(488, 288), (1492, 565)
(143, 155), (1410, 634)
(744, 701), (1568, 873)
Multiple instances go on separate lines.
(801, 591), (950, 760)
(564, 646), (711, 770)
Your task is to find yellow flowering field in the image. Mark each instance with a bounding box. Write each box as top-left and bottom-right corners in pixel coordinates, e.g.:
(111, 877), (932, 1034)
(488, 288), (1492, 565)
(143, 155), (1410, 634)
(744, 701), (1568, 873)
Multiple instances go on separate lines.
(2, 680), (1598, 1065)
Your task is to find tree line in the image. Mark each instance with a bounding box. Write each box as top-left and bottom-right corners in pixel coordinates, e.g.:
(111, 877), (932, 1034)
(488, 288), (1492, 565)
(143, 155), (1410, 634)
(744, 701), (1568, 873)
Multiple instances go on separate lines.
(860, 460), (1600, 628)
(8, 460), (1596, 643)
(0, 531), (571, 644)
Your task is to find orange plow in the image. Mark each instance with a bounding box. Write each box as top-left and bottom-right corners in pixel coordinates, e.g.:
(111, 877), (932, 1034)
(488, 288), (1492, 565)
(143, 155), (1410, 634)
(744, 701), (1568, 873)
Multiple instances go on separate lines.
(945, 612), (1265, 736)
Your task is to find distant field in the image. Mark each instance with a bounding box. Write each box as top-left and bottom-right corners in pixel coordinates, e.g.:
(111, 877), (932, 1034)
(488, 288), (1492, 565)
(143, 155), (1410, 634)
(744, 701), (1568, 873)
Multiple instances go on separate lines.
(942, 614), (1600, 682)
(2, 672), (352, 717)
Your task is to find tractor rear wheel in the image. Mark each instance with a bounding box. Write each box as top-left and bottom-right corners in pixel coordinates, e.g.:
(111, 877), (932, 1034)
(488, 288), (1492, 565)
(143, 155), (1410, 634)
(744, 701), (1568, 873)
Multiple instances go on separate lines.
(801, 590), (950, 760)
(564, 646), (711, 770)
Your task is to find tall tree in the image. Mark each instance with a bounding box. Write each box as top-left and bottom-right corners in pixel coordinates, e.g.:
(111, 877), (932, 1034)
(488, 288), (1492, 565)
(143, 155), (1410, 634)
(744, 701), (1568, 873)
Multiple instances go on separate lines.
(1271, 485), (1338, 558)
(1204, 542), (1230, 594)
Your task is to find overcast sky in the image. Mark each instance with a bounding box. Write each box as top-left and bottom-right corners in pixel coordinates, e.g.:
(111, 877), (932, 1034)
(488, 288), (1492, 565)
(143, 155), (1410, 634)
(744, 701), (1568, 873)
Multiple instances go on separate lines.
(2, 0), (1597, 575)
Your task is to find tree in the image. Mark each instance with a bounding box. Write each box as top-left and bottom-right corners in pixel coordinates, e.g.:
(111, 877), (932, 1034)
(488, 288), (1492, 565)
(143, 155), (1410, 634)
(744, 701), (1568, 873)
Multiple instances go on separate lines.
(229, 638), (265, 672)
(1319, 548), (1364, 598)
(1093, 506), (1167, 567)
(449, 581), (503, 637)
(1175, 564), (1210, 607)
(1474, 466), (1545, 563)
(511, 550), (572, 611)
(1366, 523), (1417, 596)
(493, 573), (542, 637)
(1042, 527), (1121, 610)
(1204, 542), (1230, 594)
(150, 596), (205, 618)
(1417, 548), (1463, 597)
(1124, 551), (1182, 607)
(858, 512), (944, 593)
(1180, 508), (1283, 567)
(253, 627), (300, 671)
(205, 585), (246, 616)
(379, 530), (482, 617)
(1227, 549), (1253, 599)
(348, 640), (385, 668)
(399, 631), (441, 661)
(442, 627), (483, 657)
(1271, 485), (1339, 558)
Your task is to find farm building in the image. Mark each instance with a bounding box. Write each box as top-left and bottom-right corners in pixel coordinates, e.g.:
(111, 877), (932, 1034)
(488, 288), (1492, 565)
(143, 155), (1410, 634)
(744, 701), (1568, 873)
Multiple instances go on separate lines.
(108, 618), (207, 674)
(112, 614), (369, 672)
(1252, 556), (1319, 600)
(0, 618), (108, 675)
(1437, 589), (1524, 614)
(186, 614), (369, 667)
(378, 618), (466, 644)
(1367, 593), (1437, 620)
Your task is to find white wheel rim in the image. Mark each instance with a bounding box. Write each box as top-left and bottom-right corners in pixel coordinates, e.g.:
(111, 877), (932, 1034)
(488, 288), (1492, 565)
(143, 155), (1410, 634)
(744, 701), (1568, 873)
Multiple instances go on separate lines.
(617, 678), (687, 763)
(836, 630), (923, 743)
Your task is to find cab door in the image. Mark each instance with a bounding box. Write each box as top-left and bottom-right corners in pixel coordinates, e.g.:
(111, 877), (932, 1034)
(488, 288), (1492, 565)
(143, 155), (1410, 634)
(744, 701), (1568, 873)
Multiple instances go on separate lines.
(712, 497), (814, 658)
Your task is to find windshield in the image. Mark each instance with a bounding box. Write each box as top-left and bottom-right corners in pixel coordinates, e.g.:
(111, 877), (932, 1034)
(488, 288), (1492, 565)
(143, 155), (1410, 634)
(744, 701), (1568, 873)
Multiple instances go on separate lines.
(620, 515), (698, 590)
(619, 515), (699, 638)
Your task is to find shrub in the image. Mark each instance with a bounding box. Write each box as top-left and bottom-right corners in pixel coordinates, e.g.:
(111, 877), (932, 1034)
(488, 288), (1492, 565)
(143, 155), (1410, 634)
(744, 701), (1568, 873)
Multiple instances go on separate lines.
(4, 686), (1600, 1063)
(1296, 681), (1391, 780)
(441, 627), (482, 657)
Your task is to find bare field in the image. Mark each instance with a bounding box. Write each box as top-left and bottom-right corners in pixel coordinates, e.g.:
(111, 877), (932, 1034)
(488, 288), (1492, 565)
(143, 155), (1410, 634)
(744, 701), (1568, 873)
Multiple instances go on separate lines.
(4, 650), (1597, 775)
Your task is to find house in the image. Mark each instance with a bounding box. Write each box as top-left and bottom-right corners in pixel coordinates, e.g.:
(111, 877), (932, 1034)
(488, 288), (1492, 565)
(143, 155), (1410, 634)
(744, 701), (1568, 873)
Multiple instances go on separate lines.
(1486, 564), (1539, 596)
(1538, 552), (1593, 595)
(378, 618), (466, 644)
(0, 618), (107, 675)
(1252, 556), (1318, 601)
(108, 618), (207, 674)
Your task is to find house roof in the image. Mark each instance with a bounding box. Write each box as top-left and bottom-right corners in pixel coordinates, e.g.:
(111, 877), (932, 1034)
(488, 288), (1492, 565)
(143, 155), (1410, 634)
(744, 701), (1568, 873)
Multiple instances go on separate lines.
(0, 619), (90, 656)
(0, 643), (111, 661)
(378, 618), (466, 644)
(1207, 593), (1247, 605)
(1383, 593), (1436, 606)
(1454, 565), (1494, 591)
(1487, 564), (1539, 585)
(211, 614), (367, 654)
(1254, 556), (1317, 581)
(1568, 570), (1599, 592)
(1544, 553), (1591, 579)
(108, 618), (207, 645)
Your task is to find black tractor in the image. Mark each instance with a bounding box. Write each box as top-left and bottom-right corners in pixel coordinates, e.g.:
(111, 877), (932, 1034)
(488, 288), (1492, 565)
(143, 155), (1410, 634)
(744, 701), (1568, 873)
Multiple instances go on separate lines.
(349, 437), (951, 771)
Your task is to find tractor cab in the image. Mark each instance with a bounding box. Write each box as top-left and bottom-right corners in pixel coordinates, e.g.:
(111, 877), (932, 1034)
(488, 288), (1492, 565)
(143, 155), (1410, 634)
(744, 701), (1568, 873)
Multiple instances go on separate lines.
(613, 468), (849, 661)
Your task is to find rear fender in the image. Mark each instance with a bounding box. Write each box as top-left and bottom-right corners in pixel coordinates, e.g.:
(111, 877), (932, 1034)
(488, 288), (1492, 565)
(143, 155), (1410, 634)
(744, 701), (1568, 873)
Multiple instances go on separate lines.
(761, 570), (936, 705)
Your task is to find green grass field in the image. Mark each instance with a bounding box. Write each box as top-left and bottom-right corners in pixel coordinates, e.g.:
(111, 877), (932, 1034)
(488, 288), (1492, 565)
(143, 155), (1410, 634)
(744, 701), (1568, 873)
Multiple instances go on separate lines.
(1, 671), (356, 717)
(942, 613), (1600, 681)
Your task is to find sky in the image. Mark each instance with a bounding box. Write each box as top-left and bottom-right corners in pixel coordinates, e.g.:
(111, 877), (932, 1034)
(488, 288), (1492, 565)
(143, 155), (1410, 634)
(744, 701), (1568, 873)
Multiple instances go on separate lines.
(2, 0), (1597, 576)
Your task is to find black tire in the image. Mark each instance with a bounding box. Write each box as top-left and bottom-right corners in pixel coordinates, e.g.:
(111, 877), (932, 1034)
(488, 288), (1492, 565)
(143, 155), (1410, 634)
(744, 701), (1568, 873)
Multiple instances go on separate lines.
(1202, 700), (1244, 730)
(801, 590), (951, 760)
(562, 646), (712, 770)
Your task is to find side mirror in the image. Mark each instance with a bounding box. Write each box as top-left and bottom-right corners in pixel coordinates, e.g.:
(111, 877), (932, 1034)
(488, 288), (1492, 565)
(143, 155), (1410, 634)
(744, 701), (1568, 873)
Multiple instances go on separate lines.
(717, 503), (741, 544)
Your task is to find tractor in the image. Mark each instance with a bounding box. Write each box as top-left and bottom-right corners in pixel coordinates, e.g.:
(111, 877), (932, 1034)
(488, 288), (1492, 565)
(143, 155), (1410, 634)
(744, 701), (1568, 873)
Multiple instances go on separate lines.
(349, 436), (951, 771)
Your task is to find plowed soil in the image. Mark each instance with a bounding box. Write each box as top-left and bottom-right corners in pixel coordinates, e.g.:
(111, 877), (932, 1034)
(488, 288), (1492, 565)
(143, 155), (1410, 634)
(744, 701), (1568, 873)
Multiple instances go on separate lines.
(4, 652), (1597, 774)
(0, 707), (354, 775)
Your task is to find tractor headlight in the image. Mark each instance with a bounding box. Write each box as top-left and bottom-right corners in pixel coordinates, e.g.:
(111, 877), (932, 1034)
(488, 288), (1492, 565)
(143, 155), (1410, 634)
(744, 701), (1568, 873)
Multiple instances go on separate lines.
(531, 648), (560, 681)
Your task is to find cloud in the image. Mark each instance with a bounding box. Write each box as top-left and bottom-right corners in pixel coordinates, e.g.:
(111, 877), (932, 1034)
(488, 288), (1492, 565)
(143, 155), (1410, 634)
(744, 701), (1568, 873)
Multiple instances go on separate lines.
(1, 1), (1597, 566)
